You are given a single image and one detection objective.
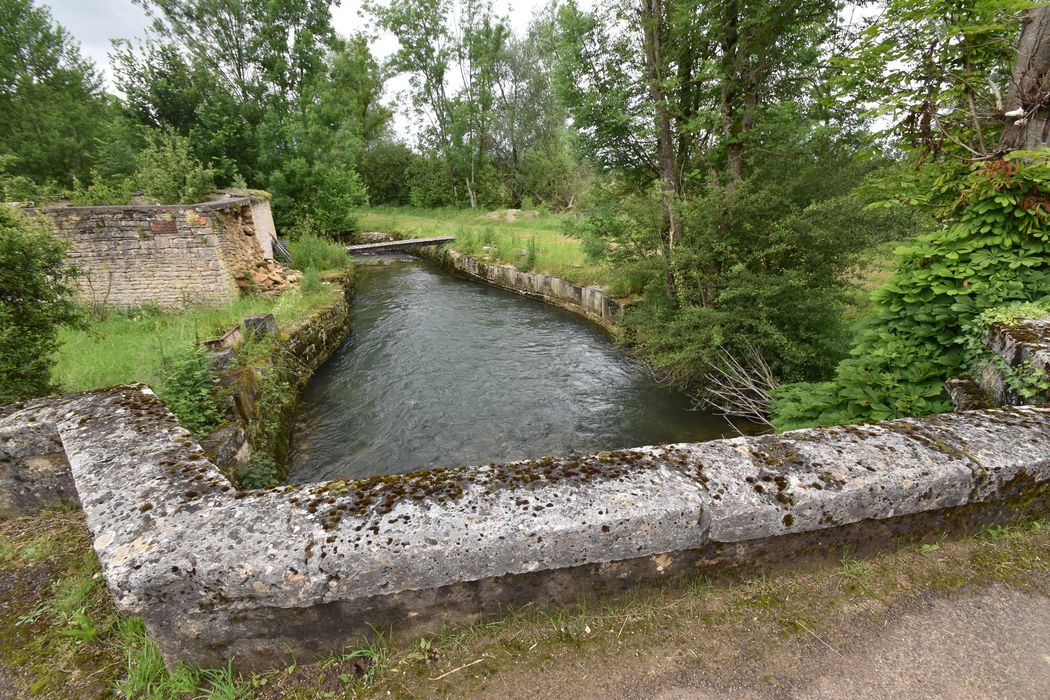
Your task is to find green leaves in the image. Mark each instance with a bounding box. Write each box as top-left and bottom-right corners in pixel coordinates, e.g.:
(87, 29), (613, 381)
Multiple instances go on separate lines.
(772, 160), (1050, 430)
(0, 205), (80, 404)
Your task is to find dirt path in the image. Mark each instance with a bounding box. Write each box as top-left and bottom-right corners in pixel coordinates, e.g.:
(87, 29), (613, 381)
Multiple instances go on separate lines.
(465, 584), (1050, 699)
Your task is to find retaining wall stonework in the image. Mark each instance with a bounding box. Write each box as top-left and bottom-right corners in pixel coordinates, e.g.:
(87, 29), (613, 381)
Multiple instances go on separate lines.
(1, 388), (1048, 669)
(948, 315), (1050, 410)
(24, 196), (275, 308)
(416, 248), (623, 329)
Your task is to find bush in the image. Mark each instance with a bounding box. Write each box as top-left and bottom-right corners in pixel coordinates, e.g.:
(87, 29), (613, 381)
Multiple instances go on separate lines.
(132, 130), (216, 204)
(157, 348), (224, 436)
(772, 160), (1050, 429)
(67, 169), (133, 206)
(0, 205), (80, 404)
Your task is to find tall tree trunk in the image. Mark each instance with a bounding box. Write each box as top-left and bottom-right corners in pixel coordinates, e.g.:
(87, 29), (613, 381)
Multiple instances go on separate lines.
(640, 0), (680, 302)
(999, 5), (1050, 153)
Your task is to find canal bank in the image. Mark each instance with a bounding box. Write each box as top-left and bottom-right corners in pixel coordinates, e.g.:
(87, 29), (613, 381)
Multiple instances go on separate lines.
(413, 245), (625, 332)
(288, 254), (733, 483)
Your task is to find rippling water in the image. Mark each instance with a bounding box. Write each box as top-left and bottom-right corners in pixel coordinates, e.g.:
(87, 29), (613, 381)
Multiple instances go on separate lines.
(288, 255), (738, 482)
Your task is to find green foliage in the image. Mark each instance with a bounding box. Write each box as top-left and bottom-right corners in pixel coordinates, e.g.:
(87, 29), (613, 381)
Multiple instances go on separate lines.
(0, 205), (79, 404)
(66, 169), (133, 206)
(0, 0), (114, 187)
(236, 452), (279, 490)
(408, 154), (459, 208)
(300, 269), (324, 293)
(132, 130), (216, 204)
(581, 124), (909, 389)
(960, 301), (1050, 400)
(772, 160), (1050, 429)
(833, 0), (1027, 159)
(118, 4), (388, 229)
(157, 347), (224, 436)
(360, 140), (417, 205)
(287, 228), (350, 272)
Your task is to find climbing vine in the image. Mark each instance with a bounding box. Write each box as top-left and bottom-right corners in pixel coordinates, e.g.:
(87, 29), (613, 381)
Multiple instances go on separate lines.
(772, 158), (1050, 429)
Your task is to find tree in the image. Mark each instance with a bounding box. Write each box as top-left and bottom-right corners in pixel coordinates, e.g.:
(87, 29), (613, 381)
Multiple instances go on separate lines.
(360, 140), (417, 205)
(0, 0), (114, 187)
(0, 205), (79, 404)
(998, 4), (1050, 152)
(772, 2), (1050, 429)
(558, 0), (840, 299)
(120, 1), (390, 231)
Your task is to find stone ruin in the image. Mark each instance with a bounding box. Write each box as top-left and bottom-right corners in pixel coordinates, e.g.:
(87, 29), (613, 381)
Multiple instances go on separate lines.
(21, 191), (299, 309)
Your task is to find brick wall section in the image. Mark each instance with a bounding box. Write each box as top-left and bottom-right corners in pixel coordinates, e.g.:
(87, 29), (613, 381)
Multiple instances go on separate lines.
(25, 196), (275, 308)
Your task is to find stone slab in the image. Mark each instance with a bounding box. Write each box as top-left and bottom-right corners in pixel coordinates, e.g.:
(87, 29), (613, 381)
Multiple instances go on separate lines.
(1, 389), (1048, 669)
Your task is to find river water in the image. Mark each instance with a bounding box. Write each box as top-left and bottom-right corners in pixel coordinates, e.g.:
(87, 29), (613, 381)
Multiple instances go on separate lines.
(288, 255), (737, 482)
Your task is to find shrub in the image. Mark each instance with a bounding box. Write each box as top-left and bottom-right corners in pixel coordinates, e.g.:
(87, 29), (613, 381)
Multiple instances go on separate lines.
(132, 130), (216, 205)
(157, 348), (224, 436)
(67, 169), (133, 206)
(772, 160), (1050, 429)
(0, 205), (80, 404)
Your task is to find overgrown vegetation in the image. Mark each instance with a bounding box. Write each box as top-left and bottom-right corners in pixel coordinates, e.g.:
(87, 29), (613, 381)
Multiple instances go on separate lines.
(774, 160), (1050, 428)
(52, 289), (338, 394)
(0, 206), (79, 404)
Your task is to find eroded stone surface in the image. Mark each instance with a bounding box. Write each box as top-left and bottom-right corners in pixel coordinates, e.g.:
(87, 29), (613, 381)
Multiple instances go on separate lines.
(1, 388), (1048, 668)
(973, 315), (1050, 406)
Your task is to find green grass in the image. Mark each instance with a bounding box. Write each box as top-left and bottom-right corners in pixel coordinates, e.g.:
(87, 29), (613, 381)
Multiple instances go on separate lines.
(53, 287), (341, 393)
(355, 206), (609, 286)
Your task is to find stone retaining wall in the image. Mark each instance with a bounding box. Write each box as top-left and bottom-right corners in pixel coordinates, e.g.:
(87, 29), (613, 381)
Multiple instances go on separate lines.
(201, 284), (352, 477)
(416, 247), (623, 330)
(2, 388), (1048, 669)
(24, 195), (276, 308)
(948, 315), (1050, 410)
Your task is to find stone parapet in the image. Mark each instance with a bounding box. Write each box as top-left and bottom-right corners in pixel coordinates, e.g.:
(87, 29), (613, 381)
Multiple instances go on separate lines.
(1, 388), (1048, 669)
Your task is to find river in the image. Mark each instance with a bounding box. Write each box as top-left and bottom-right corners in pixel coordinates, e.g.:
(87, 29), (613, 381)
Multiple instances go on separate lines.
(288, 255), (738, 482)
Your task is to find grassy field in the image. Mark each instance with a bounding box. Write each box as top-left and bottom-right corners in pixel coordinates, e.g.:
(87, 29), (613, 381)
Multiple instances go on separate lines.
(356, 207), (609, 287)
(1, 508), (1048, 698)
(53, 287), (341, 394)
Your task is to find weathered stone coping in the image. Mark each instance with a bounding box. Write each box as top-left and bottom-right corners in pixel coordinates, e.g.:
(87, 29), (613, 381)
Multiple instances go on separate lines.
(22, 195), (256, 216)
(1, 389), (1049, 669)
(415, 247), (623, 330)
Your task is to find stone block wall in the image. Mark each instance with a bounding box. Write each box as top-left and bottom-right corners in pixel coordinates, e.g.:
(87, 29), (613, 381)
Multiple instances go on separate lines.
(26, 195), (276, 309)
(417, 247), (623, 330)
(3, 386), (1049, 670)
(948, 315), (1050, 410)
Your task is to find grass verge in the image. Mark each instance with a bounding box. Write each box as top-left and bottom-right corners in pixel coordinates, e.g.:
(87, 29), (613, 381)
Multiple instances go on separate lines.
(53, 287), (342, 394)
(355, 206), (608, 287)
(1, 509), (1047, 698)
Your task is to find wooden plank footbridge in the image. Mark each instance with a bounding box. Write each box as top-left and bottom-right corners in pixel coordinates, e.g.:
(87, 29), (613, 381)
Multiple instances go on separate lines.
(345, 236), (455, 254)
